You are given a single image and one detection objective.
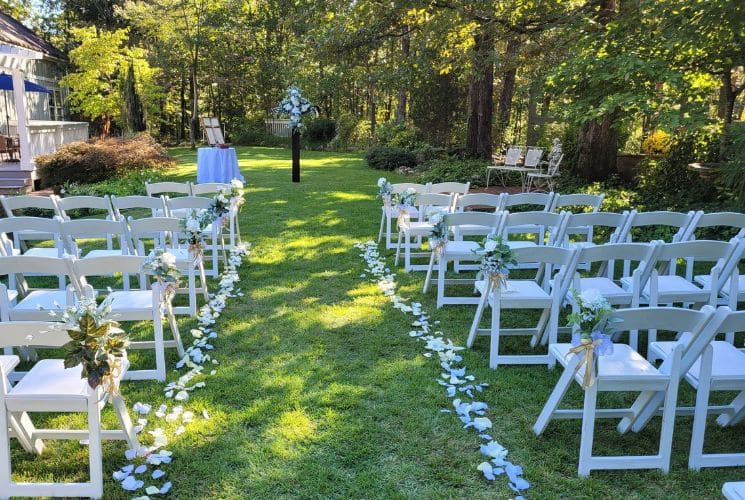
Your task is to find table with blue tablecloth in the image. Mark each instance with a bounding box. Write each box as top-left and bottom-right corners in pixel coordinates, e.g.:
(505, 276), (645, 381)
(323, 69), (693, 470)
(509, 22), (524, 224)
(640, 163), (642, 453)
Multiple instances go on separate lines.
(196, 147), (244, 184)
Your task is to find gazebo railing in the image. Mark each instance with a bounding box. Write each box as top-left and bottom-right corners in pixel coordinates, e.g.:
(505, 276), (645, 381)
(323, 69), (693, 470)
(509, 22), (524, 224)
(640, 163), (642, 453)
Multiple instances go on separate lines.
(265, 118), (291, 138)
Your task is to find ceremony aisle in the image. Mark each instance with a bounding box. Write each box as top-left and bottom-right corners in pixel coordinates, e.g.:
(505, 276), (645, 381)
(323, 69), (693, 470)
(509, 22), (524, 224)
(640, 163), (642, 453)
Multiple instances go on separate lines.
(11, 146), (738, 498)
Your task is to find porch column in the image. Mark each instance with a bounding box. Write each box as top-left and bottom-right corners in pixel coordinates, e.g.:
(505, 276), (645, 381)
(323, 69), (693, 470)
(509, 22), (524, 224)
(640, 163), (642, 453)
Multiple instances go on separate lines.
(10, 68), (32, 170)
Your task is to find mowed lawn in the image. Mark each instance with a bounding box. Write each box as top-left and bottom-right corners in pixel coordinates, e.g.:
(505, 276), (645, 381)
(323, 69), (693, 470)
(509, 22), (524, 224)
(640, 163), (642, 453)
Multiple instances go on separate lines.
(9, 146), (745, 498)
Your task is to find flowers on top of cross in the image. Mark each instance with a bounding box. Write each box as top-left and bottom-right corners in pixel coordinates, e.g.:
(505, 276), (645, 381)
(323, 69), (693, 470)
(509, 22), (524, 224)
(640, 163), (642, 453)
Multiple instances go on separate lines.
(275, 86), (317, 130)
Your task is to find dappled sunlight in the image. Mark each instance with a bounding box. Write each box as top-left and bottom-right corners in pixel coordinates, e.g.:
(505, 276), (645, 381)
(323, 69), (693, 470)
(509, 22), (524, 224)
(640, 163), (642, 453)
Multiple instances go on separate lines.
(263, 409), (318, 459)
(326, 192), (373, 202)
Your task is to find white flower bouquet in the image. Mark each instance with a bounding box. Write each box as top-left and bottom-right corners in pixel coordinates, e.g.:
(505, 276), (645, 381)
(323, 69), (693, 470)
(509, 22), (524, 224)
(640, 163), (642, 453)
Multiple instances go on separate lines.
(473, 235), (516, 289)
(567, 288), (618, 388)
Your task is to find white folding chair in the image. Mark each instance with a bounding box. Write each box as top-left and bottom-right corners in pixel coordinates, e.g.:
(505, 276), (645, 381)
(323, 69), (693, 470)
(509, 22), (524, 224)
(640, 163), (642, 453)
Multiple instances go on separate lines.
(562, 212), (628, 252)
(128, 217), (209, 316)
(0, 256), (78, 322)
(449, 193), (503, 272)
(534, 306), (720, 477)
(428, 182), (470, 195)
(683, 211), (745, 242)
(0, 216), (64, 259)
(467, 245), (577, 369)
(486, 145), (525, 187)
(394, 193), (452, 272)
(165, 196), (224, 278)
(526, 153), (563, 192)
(111, 195), (167, 220)
(723, 482), (745, 499)
(694, 239), (745, 338)
(60, 218), (133, 259)
(73, 256), (183, 381)
(0, 196), (59, 249)
(646, 309), (745, 470)
(190, 182), (229, 196)
(378, 182), (430, 249)
(423, 212), (502, 308)
(145, 181), (191, 218)
(565, 242), (660, 350)
(0, 321), (138, 498)
(54, 195), (115, 221)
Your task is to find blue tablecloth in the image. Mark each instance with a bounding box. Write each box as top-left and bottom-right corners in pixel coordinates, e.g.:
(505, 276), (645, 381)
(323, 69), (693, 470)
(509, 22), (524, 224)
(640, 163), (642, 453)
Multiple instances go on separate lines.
(196, 147), (244, 184)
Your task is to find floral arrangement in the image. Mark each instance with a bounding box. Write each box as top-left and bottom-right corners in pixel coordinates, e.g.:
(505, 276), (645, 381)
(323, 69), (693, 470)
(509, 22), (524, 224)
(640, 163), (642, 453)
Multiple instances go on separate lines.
(208, 189), (231, 221)
(229, 179), (245, 207)
(143, 249), (181, 304)
(377, 177), (393, 200)
(427, 210), (449, 253)
(473, 235), (516, 290)
(275, 86), (317, 130)
(181, 213), (208, 258)
(55, 297), (128, 398)
(393, 187), (417, 209)
(566, 288), (617, 388)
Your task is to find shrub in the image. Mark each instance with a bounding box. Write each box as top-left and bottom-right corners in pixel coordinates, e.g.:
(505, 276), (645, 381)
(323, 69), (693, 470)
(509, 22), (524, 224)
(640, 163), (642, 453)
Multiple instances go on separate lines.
(375, 122), (421, 149)
(717, 122), (745, 208)
(36, 134), (173, 188)
(365, 146), (417, 171)
(232, 117), (287, 147)
(59, 168), (169, 198)
(641, 129), (672, 155)
(417, 158), (488, 186)
(305, 118), (336, 144)
(330, 115), (373, 150)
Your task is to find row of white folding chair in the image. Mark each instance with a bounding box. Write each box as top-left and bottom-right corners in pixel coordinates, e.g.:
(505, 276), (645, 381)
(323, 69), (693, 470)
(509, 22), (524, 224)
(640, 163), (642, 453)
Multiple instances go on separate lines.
(462, 238), (745, 370)
(0, 217), (209, 316)
(0, 255), (181, 382)
(423, 211), (571, 307)
(0, 320), (139, 498)
(146, 180), (231, 198)
(536, 306), (745, 476)
(378, 182), (470, 249)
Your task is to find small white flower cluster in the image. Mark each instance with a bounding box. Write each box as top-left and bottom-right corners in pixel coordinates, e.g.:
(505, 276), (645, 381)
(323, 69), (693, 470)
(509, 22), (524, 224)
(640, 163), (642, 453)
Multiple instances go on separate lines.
(376, 177), (393, 198)
(355, 240), (529, 498)
(112, 242), (251, 497)
(577, 288), (609, 312)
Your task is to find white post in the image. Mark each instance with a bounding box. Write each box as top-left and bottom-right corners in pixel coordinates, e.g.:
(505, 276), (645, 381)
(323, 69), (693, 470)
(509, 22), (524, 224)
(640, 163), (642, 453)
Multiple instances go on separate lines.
(10, 68), (32, 170)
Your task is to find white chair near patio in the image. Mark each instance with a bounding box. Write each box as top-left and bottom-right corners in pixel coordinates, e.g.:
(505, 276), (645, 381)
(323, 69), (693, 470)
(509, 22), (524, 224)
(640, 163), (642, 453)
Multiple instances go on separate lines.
(60, 218), (133, 259)
(526, 153), (563, 192)
(466, 245), (577, 369)
(0, 256), (78, 322)
(0, 196), (59, 248)
(377, 182), (430, 250)
(111, 194), (167, 220)
(428, 181), (470, 195)
(73, 256), (183, 382)
(394, 193), (453, 272)
(128, 217), (209, 316)
(165, 195), (224, 277)
(422, 211), (502, 308)
(54, 195), (115, 221)
(533, 306), (721, 477)
(485, 145), (524, 187)
(645, 309), (745, 470)
(562, 242), (660, 350)
(0, 321), (139, 499)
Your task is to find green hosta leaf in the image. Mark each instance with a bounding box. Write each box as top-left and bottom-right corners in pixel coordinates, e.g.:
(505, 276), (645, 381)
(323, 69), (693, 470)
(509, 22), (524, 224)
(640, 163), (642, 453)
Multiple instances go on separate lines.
(67, 327), (86, 342)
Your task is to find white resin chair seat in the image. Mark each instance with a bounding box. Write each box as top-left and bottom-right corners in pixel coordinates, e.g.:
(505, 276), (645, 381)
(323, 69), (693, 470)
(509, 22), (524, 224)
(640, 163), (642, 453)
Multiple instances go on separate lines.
(11, 290), (70, 320)
(475, 279), (552, 306)
(695, 274), (745, 299)
(442, 240), (480, 258)
(621, 274), (709, 303)
(395, 193), (452, 272)
(649, 340), (745, 386)
(83, 249), (127, 259)
(6, 359), (111, 409)
(724, 482), (745, 499)
(402, 220), (434, 235)
(575, 277), (631, 304)
(506, 240), (536, 249)
(22, 247), (61, 258)
(550, 343), (667, 385)
(108, 290), (157, 317)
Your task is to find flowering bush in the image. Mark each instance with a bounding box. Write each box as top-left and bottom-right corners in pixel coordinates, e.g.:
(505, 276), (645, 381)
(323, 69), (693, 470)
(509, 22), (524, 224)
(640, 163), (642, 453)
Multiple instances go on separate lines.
(642, 129), (672, 156)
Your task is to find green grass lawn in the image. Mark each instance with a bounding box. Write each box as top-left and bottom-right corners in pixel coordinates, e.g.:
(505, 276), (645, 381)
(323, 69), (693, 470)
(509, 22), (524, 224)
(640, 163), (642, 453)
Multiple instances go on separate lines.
(9, 146), (745, 498)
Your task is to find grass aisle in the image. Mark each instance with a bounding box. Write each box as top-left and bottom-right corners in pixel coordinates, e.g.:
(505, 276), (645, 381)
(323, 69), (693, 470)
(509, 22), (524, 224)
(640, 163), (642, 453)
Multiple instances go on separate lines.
(13, 146), (735, 498)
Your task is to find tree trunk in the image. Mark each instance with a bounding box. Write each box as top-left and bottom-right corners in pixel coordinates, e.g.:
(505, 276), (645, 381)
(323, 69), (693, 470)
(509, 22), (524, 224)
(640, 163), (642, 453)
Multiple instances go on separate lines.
(180, 72), (187, 143)
(466, 27), (494, 160)
(189, 56), (198, 150)
(395, 28), (410, 124)
(576, 110), (619, 181)
(369, 83), (377, 133)
(526, 83), (540, 145)
(495, 38), (521, 148)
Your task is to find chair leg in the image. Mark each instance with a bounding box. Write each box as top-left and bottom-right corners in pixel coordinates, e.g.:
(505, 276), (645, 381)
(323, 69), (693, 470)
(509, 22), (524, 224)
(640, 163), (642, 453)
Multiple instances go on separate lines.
(166, 303), (184, 357)
(378, 210), (385, 243)
(688, 344), (713, 471)
(87, 396), (104, 499)
(578, 382), (599, 477)
(467, 290), (489, 348)
(188, 267), (198, 316)
(111, 394), (139, 449)
(153, 312), (166, 382)
(436, 255), (447, 308)
(488, 295), (501, 369)
(8, 412), (42, 454)
(716, 390), (745, 427)
(198, 261), (209, 302)
(658, 347), (684, 473)
(394, 231), (402, 266)
(423, 253), (436, 294)
(533, 354), (581, 436)
(0, 404), (12, 497)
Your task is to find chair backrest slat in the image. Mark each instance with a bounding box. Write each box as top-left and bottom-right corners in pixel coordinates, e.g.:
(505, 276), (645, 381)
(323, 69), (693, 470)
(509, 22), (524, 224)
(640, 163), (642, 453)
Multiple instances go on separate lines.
(429, 182), (470, 195)
(523, 147), (544, 168)
(145, 181), (191, 197)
